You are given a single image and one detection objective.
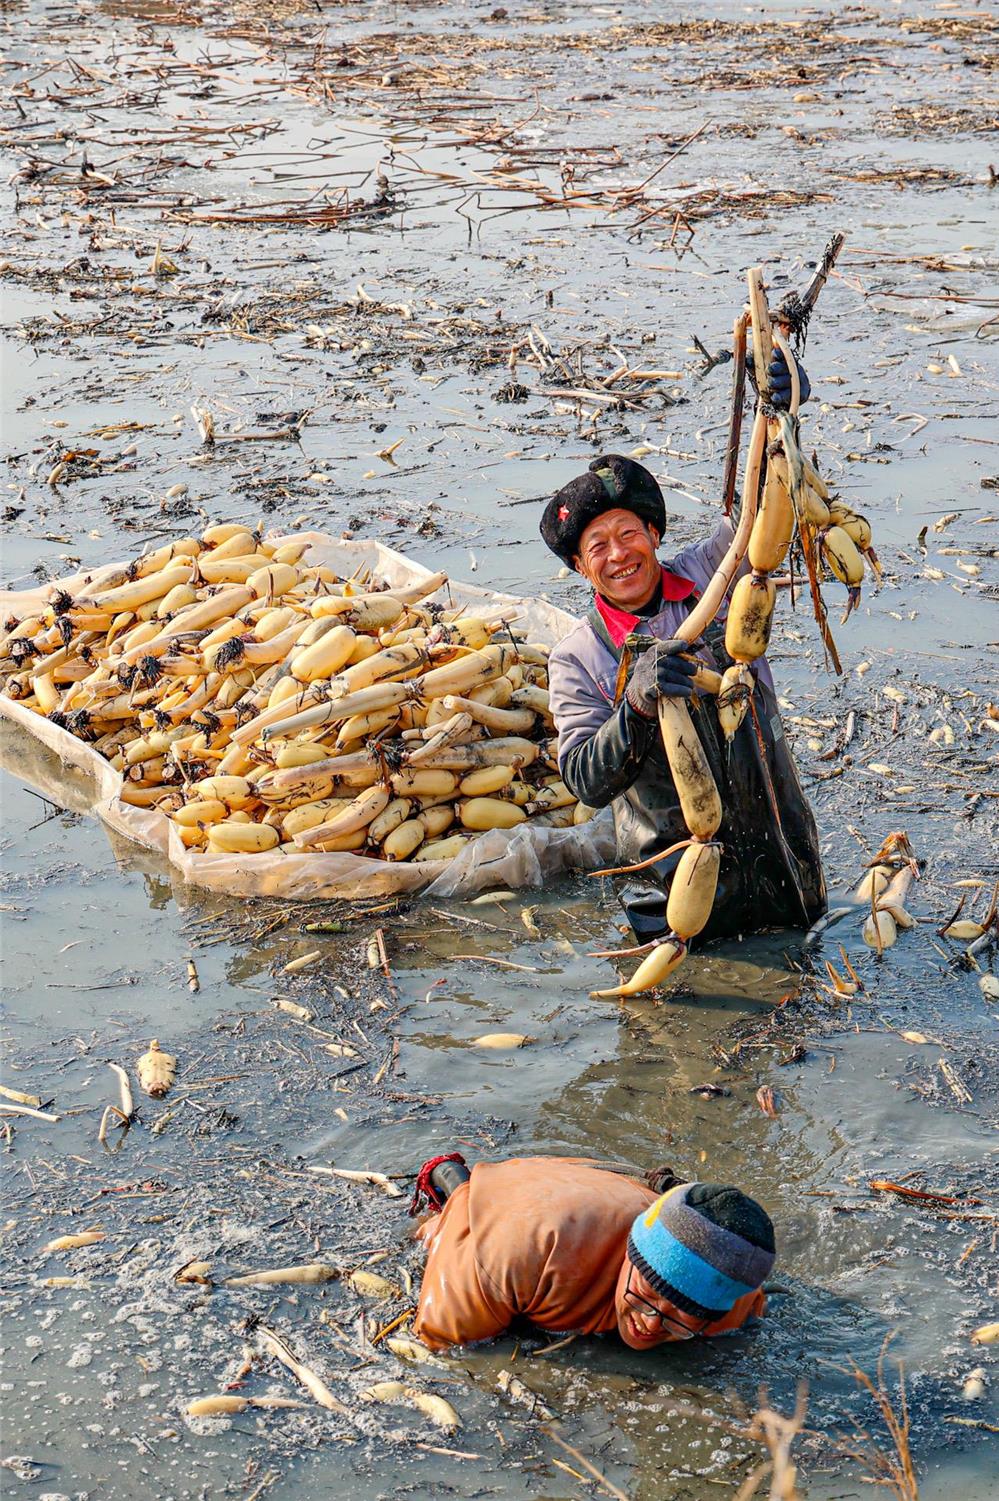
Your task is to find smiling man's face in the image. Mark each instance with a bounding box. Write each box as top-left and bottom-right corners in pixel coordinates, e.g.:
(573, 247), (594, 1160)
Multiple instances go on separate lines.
(614, 1256), (712, 1350)
(573, 508), (662, 611)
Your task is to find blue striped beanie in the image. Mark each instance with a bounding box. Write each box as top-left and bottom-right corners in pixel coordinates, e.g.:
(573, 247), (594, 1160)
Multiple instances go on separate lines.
(627, 1182), (775, 1318)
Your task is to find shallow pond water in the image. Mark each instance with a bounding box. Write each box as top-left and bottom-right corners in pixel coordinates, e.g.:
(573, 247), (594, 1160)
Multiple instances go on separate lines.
(2, 0), (998, 1496)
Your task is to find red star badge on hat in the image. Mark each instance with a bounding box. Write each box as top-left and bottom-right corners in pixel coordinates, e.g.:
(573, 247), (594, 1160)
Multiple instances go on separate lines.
(558, 504), (570, 521)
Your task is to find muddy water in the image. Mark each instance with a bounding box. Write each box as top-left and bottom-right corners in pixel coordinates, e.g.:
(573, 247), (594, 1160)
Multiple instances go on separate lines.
(3, 728), (997, 1499)
(3, 0), (999, 1495)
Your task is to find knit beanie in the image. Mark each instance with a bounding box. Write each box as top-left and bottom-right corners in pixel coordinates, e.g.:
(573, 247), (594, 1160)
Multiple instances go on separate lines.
(627, 1182), (776, 1318)
(539, 454), (666, 566)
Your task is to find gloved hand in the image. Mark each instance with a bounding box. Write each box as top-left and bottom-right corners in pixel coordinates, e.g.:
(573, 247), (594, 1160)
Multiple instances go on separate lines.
(766, 346), (811, 409)
(645, 1164), (682, 1194)
(625, 641), (697, 719)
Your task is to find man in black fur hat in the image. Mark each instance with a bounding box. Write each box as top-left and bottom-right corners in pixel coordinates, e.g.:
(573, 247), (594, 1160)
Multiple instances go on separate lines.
(541, 348), (826, 945)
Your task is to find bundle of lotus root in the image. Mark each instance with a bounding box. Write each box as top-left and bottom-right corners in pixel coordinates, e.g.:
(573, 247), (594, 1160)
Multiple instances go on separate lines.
(0, 524), (587, 863)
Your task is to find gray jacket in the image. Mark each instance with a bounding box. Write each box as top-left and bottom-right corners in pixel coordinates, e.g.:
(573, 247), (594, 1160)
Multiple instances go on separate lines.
(548, 519), (825, 943)
(549, 519), (774, 765)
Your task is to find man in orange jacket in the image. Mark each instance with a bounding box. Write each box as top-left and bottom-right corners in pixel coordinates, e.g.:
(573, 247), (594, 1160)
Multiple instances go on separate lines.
(411, 1155), (774, 1352)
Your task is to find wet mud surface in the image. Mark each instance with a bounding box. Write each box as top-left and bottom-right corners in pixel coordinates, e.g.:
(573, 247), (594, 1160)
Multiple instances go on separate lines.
(2, 0), (999, 1497)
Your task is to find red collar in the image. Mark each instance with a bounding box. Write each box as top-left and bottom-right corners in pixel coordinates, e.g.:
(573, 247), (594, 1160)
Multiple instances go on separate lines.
(594, 565), (694, 649)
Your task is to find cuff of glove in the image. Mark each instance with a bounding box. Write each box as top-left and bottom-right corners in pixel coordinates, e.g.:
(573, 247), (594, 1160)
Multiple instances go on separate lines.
(624, 687), (657, 721)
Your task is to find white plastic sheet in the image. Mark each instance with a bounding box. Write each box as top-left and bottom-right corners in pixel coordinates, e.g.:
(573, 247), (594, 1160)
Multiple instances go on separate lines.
(0, 534), (613, 899)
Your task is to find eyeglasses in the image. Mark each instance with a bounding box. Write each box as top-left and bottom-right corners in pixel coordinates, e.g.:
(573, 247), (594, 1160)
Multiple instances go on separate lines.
(622, 1266), (711, 1340)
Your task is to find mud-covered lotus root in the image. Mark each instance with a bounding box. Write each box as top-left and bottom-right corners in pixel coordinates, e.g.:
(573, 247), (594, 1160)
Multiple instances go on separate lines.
(724, 573), (777, 663)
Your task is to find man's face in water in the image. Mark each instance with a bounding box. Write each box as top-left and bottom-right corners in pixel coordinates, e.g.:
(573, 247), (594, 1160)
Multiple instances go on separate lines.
(614, 1256), (713, 1349)
(573, 508), (661, 612)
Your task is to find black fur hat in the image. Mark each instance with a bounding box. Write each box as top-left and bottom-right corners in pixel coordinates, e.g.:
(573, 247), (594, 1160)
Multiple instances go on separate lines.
(539, 454), (666, 566)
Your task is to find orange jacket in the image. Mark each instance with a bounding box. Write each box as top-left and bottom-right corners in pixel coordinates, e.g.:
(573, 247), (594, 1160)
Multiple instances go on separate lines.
(413, 1157), (765, 1351)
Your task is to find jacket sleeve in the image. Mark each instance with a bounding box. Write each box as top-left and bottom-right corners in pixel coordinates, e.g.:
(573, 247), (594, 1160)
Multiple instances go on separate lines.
(548, 643), (657, 808)
(671, 514), (750, 586)
(561, 698), (657, 808)
(702, 1287), (767, 1337)
(412, 1196), (511, 1351)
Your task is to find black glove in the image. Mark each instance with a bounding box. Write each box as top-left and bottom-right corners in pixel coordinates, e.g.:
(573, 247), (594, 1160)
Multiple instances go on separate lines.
(767, 346), (811, 409)
(645, 1165), (682, 1194)
(624, 641), (697, 719)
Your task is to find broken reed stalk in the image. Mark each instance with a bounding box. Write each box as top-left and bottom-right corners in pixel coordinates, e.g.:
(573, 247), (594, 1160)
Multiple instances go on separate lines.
(0, 1102), (60, 1122)
(722, 312), (749, 516)
(541, 1426), (631, 1501)
(796, 232), (848, 321)
(833, 1334), (919, 1500)
(635, 1387), (809, 1500)
(527, 1332), (578, 1358)
(794, 524), (843, 675)
(748, 264), (775, 398)
(607, 118), (711, 214)
(733, 1384), (808, 1500)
